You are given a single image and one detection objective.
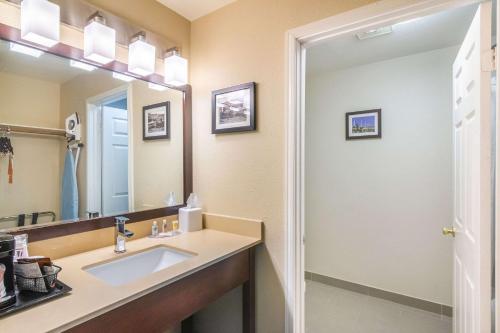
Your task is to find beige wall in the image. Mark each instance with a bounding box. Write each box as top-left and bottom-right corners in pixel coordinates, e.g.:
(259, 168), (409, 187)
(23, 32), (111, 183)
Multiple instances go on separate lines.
(190, 0), (377, 331)
(0, 72), (62, 228)
(131, 82), (184, 210)
(305, 47), (456, 306)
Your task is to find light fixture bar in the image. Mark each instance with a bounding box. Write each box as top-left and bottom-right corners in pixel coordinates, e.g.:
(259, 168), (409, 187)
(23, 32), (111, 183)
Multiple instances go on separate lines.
(9, 42), (44, 58)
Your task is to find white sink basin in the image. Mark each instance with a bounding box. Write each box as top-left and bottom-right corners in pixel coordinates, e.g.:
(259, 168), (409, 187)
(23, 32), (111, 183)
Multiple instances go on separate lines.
(84, 246), (195, 286)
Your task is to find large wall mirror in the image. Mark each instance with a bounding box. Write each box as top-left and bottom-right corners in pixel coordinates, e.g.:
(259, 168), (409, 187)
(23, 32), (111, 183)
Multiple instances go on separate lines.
(0, 35), (191, 235)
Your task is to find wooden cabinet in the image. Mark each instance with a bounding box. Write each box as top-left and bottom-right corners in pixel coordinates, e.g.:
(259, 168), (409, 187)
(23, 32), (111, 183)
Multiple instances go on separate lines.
(66, 247), (256, 333)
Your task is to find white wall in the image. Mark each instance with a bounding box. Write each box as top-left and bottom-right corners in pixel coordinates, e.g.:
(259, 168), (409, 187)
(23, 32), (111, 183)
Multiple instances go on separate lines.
(305, 46), (457, 306)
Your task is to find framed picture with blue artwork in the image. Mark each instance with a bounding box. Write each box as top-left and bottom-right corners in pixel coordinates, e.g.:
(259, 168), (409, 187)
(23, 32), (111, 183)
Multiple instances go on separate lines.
(345, 109), (381, 140)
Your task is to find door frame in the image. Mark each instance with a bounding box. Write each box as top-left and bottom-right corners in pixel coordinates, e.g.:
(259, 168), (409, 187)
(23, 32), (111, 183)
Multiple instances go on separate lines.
(284, 0), (490, 332)
(86, 85), (134, 217)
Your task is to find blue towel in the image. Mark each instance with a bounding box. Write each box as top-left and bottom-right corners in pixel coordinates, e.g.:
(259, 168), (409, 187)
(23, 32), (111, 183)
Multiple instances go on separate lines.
(61, 150), (78, 220)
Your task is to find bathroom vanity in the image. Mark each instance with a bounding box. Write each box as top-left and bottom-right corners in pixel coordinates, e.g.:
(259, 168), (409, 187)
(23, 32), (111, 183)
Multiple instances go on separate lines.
(0, 215), (262, 332)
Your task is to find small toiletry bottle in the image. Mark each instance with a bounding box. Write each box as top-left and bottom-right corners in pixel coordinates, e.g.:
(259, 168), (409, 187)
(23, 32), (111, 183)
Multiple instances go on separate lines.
(152, 221), (159, 237)
(162, 219), (167, 233)
(172, 220), (179, 234)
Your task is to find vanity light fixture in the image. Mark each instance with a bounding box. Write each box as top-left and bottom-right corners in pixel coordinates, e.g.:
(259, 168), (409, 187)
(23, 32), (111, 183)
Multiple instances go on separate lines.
(9, 42), (43, 58)
(148, 82), (168, 91)
(21, 0), (60, 47)
(112, 72), (135, 82)
(163, 48), (188, 86)
(128, 32), (156, 76)
(70, 60), (97, 72)
(84, 12), (116, 65)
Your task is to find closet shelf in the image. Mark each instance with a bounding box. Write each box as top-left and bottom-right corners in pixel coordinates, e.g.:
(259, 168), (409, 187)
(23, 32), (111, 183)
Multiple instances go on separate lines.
(0, 123), (66, 137)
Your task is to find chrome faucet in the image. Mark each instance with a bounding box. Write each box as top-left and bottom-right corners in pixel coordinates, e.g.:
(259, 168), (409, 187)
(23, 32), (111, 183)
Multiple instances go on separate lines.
(114, 216), (134, 253)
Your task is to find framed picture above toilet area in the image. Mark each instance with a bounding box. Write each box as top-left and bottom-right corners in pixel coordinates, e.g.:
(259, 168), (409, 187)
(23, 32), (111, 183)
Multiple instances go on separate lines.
(345, 109), (382, 140)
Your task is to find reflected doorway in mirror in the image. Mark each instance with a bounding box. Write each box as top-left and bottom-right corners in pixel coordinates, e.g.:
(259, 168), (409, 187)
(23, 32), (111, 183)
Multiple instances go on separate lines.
(86, 87), (131, 218)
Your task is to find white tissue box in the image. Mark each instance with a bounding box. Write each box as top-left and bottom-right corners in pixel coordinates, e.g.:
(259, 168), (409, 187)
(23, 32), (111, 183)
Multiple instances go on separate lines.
(179, 207), (202, 232)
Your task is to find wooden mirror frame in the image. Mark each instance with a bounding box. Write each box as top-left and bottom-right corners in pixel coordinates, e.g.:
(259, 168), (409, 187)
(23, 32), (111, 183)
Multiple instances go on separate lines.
(0, 24), (193, 242)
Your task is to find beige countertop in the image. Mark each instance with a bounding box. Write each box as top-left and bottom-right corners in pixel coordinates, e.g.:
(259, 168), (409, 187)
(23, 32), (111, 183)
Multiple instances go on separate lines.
(0, 226), (262, 332)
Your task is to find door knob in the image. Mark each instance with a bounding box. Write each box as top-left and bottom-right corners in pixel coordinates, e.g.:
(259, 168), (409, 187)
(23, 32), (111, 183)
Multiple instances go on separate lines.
(442, 227), (456, 237)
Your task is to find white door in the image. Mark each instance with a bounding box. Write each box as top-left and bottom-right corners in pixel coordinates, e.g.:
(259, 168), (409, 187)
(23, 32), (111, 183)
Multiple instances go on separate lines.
(102, 105), (129, 216)
(452, 3), (492, 333)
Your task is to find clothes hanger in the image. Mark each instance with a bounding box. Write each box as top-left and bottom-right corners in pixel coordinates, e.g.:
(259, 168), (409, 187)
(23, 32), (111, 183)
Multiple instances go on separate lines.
(0, 128), (13, 157)
(0, 126), (14, 184)
(0, 126), (9, 137)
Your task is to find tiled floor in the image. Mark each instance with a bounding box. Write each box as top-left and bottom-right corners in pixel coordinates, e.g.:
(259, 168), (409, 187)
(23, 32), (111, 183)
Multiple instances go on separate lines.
(305, 280), (452, 333)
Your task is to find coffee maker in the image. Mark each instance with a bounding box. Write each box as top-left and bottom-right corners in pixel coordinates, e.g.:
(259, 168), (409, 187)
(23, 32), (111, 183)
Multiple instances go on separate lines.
(0, 233), (16, 309)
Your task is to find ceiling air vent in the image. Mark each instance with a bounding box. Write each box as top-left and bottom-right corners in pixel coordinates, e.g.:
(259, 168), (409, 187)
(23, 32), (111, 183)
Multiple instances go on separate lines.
(356, 26), (393, 40)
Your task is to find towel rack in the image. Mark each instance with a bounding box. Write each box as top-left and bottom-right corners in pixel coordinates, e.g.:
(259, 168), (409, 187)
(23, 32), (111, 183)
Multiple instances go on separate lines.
(0, 123), (66, 137)
(0, 211), (57, 224)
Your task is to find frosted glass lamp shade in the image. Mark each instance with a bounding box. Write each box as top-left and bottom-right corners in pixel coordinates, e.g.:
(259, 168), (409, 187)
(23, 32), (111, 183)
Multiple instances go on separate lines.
(21, 0), (60, 47)
(84, 20), (116, 64)
(164, 53), (188, 86)
(128, 39), (156, 76)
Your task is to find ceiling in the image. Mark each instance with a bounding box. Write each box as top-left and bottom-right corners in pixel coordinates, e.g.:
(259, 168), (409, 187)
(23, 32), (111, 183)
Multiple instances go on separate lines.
(307, 4), (479, 75)
(156, 0), (237, 21)
(0, 40), (84, 84)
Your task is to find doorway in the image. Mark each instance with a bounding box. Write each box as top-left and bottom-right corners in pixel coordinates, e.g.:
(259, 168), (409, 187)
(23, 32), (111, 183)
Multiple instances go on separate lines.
(86, 86), (133, 218)
(304, 4), (478, 332)
(285, 1), (497, 332)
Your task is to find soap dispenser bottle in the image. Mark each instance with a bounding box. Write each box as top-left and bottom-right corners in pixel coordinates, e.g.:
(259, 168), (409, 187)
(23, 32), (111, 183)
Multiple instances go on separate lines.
(151, 221), (159, 237)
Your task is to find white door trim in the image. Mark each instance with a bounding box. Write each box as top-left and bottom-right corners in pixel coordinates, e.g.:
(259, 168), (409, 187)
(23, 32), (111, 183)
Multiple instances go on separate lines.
(496, 3), (500, 330)
(86, 102), (102, 216)
(284, 0), (487, 332)
(86, 85), (133, 217)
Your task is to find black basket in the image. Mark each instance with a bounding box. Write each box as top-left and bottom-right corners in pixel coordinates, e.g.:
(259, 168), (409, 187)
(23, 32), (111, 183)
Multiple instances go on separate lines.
(15, 265), (62, 293)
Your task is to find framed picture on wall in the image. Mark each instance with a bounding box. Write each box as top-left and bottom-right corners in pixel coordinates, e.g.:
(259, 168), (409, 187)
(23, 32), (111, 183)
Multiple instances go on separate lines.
(212, 82), (256, 134)
(345, 109), (382, 140)
(143, 102), (170, 140)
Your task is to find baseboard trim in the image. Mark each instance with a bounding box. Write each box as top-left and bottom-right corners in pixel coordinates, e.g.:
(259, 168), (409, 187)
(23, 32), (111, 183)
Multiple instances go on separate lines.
(305, 271), (452, 317)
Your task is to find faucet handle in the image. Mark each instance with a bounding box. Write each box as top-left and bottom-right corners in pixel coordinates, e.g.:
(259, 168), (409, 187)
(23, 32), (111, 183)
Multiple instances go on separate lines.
(115, 216), (130, 224)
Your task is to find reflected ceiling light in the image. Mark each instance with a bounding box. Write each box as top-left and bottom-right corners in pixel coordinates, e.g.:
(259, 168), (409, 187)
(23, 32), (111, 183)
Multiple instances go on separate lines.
(394, 17), (423, 27)
(9, 42), (43, 58)
(70, 60), (97, 72)
(356, 26), (392, 40)
(148, 82), (168, 91)
(21, 0), (60, 47)
(164, 48), (187, 86)
(112, 72), (135, 82)
(128, 32), (156, 76)
(84, 12), (116, 65)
